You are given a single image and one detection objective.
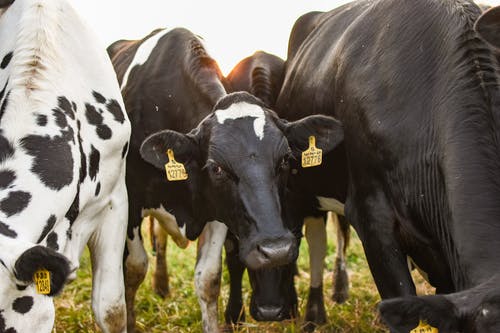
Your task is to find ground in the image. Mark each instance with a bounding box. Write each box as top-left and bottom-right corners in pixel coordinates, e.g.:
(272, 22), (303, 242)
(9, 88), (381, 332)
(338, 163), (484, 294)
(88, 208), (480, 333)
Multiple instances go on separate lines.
(53, 216), (433, 332)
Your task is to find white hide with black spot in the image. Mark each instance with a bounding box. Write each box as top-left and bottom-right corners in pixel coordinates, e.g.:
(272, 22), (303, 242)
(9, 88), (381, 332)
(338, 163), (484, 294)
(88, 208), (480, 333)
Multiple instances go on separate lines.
(0, 0), (130, 332)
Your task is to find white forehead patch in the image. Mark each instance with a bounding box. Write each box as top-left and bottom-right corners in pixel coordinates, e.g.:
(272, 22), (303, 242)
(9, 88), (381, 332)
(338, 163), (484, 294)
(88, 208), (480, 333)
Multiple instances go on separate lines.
(215, 102), (266, 140)
(120, 28), (172, 90)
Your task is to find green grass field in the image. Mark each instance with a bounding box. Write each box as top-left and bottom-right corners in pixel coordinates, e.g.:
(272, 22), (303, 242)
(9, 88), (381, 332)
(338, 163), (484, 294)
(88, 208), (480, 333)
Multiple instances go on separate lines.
(53, 216), (433, 332)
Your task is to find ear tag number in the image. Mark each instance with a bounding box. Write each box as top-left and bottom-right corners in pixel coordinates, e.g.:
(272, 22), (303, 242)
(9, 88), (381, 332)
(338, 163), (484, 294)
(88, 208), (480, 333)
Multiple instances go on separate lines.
(34, 269), (51, 295)
(410, 320), (438, 333)
(164, 149), (188, 181)
(301, 136), (322, 168)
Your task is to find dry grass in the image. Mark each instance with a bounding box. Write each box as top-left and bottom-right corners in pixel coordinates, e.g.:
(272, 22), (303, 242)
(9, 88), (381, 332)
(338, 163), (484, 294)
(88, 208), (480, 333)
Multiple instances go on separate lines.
(53, 216), (433, 332)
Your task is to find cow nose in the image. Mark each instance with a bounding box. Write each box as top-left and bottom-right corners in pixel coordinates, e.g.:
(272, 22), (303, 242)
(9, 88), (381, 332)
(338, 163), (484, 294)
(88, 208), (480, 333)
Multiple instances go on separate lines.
(253, 305), (286, 322)
(245, 236), (297, 270)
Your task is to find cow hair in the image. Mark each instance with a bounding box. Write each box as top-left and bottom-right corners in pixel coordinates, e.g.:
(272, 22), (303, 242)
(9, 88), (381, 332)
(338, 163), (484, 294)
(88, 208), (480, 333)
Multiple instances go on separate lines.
(185, 37), (226, 105)
(9, 0), (63, 98)
(14, 245), (70, 296)
(213, 91), (267, 112)
(251, 66), (274, 107)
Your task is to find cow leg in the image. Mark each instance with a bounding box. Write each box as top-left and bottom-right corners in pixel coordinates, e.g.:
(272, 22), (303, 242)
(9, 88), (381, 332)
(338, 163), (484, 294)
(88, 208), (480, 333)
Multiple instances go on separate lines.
(195, 221), (228, 333)
(304, 215), (327, 332)
(347, 191), (415, 299)
(151, 218), (170, 298)
(87, 185), (128, 333)
(124, 224), (148, 333)
(224, 233), (246, 325)
(332, 213), (350, 303)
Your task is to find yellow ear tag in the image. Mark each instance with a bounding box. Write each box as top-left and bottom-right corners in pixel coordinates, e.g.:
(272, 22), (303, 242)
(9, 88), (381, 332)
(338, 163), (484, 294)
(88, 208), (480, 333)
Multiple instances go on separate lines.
(33, 269), (51, 295)
(301, 136), (322, 168)
(410, 320), (438, 333)
(164, 149), (188, 181)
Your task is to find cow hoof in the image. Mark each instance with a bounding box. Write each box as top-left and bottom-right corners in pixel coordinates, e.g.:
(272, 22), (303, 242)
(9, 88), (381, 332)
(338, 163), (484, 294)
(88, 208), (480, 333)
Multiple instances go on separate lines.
(152, 280), (169, 298)
(304, 286), (327, 332)
(224, 305), (245, 326)
(332, 258), (349, 303)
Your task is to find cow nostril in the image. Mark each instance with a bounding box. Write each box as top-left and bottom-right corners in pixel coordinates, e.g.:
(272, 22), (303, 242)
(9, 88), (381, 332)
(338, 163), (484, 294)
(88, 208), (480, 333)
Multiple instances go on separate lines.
(256, 244), (271, 259)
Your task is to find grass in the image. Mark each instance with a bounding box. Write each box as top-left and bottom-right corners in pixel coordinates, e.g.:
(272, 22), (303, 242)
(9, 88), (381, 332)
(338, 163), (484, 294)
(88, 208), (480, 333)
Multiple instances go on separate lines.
(53, 215), (433, 332)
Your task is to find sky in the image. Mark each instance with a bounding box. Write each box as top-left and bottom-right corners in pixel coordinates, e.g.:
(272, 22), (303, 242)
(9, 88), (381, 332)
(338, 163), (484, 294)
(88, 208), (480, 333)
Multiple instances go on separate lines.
(72, 0), (500, 75)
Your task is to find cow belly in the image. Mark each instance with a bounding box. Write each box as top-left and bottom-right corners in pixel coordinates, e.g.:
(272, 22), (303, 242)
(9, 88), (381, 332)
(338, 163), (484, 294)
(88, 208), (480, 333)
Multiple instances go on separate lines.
(316, 196), (345, 216)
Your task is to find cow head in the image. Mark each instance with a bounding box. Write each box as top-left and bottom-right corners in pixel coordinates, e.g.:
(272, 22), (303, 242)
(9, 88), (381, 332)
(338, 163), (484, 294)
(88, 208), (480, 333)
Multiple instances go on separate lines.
(141, 91), (343, 269)
(0, 243), (71, 332)
(379, 275), (500, 333)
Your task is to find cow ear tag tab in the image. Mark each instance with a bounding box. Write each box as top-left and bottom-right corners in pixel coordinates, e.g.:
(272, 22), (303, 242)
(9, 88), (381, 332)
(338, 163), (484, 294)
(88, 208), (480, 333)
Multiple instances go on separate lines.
(165, 149), (188, 181)
(33, 269), (51, 295)
(301, 136), (322, 168)
(410, 320), (438, 333)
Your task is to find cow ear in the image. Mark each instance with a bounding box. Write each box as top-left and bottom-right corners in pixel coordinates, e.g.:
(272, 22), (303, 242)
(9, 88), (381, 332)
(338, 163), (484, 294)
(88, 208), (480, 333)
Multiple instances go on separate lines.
(475, 6), (500, 49)
(140, 130), (199, 170)
(283, 115), (344, 157)
(378, 295), (460, 333)
(14, 245), (71, 296)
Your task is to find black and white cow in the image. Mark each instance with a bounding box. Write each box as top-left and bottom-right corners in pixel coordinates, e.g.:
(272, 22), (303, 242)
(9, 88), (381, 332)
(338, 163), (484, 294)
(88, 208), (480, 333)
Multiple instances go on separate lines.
(108, 28), (342, 332)
(0, 0), (130, 332)
(276, 1), (500, 332)
(107, 27), (226, 331)
(224, 50), (350, 330)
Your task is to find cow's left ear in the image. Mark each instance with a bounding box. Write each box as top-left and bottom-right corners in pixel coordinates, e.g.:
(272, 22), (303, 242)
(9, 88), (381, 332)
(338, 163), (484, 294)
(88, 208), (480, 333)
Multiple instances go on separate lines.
(281, 114), (344, 157)
(475, 6), (500, 49)
(140, 130), (199, 171)
(14, 245), (71, 296)
(378, 295), (460, 333)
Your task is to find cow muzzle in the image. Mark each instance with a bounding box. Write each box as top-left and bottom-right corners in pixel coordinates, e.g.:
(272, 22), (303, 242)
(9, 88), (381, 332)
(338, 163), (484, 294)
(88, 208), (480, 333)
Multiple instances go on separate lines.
(243, 234), (297, 270)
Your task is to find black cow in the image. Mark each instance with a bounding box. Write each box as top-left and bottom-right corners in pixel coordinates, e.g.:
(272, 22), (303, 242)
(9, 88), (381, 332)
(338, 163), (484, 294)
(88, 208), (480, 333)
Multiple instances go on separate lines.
(224, 51), (351, 330)
(108, 28), (342, 333)
(277, 1), (500, 332)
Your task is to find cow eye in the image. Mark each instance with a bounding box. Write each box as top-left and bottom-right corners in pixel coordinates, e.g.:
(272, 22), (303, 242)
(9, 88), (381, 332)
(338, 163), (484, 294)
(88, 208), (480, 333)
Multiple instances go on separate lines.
(212, 164), (223, 176)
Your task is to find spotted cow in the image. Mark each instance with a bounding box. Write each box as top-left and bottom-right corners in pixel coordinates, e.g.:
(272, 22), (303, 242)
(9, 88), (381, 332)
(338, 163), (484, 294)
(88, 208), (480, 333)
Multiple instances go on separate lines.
(0, 0), (130, 332)
(277, 1), (500, 332)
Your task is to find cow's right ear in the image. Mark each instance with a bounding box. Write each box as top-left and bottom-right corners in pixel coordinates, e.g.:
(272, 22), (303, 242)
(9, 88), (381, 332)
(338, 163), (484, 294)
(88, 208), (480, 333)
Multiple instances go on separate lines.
(140, 130), (199, 170)
(475, 6), (500, 49)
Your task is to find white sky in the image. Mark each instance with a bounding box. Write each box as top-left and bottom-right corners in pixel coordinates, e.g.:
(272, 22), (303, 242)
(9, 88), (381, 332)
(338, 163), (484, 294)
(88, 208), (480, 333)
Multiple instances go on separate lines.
(72, 0), (500, 75)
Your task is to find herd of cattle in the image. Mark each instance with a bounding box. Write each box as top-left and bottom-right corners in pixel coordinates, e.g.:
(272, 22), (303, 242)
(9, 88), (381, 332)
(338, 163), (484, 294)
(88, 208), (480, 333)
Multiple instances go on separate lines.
(1, 0), (500, 332)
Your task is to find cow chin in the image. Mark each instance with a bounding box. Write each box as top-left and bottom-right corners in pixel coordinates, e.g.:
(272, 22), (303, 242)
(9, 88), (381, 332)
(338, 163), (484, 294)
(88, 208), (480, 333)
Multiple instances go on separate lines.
(239, 233), (298, 270)
(248, 265), (298, 322)
(251, 303), (291, 322)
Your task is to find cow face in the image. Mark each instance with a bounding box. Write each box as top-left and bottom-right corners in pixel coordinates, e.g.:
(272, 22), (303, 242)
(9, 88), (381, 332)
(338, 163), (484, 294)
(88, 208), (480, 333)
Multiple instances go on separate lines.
(0, 245), (70, 332)
(379, 275), (500, 333)
(141, 92), (343, 269)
